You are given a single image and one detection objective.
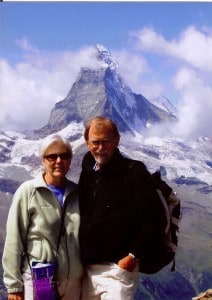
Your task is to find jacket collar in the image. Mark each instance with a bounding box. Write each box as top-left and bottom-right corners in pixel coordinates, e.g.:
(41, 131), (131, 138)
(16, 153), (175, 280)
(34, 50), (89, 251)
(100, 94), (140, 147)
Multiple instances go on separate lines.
(84, 148), (124, 172)
(33, 173), (78, 196)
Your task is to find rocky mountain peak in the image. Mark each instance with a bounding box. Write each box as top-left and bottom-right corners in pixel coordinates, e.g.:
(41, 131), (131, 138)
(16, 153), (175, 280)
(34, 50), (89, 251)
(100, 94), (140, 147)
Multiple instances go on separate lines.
(33, 45), (176, 139)
(96, 44), (118, 70)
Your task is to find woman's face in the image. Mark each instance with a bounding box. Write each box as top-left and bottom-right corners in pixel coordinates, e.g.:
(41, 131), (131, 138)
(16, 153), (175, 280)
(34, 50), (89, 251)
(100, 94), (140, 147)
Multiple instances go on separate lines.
(42, 141), (72, 186)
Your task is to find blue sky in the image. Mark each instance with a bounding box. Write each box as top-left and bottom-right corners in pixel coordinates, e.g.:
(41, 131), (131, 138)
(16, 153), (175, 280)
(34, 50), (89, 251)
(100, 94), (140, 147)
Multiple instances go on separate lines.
(0, 2), (212, 137)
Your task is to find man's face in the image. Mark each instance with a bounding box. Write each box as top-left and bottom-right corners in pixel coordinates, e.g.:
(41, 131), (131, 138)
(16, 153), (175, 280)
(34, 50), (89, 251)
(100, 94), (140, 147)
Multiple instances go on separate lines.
(86, 122), (119, 167)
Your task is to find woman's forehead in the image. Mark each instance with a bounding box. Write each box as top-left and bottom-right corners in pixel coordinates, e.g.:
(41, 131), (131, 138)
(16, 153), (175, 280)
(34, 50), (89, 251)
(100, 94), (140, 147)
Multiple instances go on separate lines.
(44, 141), (69, 153)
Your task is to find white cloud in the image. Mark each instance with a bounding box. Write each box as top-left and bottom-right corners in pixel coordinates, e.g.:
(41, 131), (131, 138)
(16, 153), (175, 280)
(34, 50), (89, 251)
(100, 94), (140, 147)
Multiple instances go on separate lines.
(131, 26), (168, 54)
(131, 26), (212, 72)
(112, 50), (148, 90)
(172, 68), (212, 137)
(112, 49), (164, 98)
(15, 37), (39, 54)
(0, 43), (102, 131)
(172, 26), (212, 72)
(130, 26), (212, 137)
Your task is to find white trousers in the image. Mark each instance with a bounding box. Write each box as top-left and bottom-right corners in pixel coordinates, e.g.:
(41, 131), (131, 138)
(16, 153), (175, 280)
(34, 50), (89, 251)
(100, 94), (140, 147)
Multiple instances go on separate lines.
(81, 263), (139, 300)
(22, 273), (82, 300)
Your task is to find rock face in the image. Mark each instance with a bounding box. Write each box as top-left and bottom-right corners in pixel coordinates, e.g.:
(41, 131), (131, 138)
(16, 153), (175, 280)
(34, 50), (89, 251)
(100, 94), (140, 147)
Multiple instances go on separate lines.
(33, 45), (175, 138)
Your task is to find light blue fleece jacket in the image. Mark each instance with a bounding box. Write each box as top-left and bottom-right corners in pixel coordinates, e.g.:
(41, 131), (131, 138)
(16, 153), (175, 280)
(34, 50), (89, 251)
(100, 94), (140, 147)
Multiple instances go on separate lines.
(2, 173), (83, 294)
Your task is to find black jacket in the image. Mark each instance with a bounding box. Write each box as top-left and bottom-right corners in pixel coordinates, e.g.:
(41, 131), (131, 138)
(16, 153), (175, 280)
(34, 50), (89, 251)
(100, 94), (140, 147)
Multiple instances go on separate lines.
(78, 149), (166, 265)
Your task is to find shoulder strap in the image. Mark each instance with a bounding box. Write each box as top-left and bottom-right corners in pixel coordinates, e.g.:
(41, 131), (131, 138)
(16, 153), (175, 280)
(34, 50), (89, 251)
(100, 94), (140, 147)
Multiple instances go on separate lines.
(56, 199), (69, 253)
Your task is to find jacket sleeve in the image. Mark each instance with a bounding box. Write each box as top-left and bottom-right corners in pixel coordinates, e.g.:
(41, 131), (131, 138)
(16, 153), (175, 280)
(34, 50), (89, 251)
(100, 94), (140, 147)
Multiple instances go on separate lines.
(129, 161), (167, 259)
(2, 182), (32, 293)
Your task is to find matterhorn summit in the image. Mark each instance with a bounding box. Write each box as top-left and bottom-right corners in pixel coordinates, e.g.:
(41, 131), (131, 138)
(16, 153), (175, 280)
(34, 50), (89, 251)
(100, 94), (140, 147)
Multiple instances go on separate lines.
(34, 44), (175, 138)
(96, 44), (118, 70)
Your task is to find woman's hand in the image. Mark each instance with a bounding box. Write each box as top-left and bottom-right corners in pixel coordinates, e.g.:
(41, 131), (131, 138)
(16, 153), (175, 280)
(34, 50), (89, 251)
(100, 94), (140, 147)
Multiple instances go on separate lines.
(8, 292), (24, 300)
(117, 253), (136, 272)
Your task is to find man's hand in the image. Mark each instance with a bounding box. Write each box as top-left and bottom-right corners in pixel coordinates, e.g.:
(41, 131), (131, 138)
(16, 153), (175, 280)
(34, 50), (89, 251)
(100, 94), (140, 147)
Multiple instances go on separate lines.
(117, 253), (136, 272)
(8, 292), (24, 300)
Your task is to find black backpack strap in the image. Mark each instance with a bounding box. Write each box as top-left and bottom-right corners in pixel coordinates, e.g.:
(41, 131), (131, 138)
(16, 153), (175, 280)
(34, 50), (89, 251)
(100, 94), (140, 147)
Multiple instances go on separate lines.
(56, 199), (69, 253)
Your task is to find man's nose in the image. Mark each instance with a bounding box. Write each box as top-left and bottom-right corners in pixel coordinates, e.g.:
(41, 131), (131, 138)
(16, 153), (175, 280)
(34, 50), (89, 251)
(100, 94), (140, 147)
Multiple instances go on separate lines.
(97, 143), (104, 149)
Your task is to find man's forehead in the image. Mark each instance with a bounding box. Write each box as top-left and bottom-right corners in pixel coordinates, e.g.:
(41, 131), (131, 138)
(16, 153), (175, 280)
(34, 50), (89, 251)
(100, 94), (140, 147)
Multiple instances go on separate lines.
(89, 123), (113, 136)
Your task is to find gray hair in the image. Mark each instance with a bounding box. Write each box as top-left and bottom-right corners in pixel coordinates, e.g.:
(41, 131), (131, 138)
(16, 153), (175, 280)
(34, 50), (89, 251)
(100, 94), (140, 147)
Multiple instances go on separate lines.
(84, 116), (120, 141)
(39, 134), (72, 158)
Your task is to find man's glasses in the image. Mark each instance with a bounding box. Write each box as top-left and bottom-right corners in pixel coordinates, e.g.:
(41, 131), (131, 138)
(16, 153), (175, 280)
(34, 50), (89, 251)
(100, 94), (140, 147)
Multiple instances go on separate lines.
(88, 138), (114, 148)
(44, 152), (71, 162)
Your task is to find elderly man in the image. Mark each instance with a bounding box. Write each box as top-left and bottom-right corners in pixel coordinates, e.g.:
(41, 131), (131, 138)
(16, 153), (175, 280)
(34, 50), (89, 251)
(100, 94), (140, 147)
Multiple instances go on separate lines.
(79, 116), (165, 300)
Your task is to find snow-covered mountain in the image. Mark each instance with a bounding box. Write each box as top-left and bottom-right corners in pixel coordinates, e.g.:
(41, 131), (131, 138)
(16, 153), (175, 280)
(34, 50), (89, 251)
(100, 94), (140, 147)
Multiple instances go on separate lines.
(1, 127), (211, 191)
(0, 44), (210, 192)
(0, 45), (211, 299)
(33, 45), (176, 138)
(149, 95), (178, 116)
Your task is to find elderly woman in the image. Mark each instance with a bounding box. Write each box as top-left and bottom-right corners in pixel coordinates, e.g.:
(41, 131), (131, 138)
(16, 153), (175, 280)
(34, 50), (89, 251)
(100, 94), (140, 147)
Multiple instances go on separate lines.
(2, 134), (83, 300)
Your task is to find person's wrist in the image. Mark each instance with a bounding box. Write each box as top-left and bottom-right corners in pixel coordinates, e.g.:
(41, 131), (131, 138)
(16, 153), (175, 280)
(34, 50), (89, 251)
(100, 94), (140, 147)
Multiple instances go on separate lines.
(8, 292), (24, 300)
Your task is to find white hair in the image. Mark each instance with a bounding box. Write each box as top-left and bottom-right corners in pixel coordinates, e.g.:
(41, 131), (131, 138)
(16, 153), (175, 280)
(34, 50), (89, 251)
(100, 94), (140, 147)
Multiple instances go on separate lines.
(39, 134), (72, 158)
